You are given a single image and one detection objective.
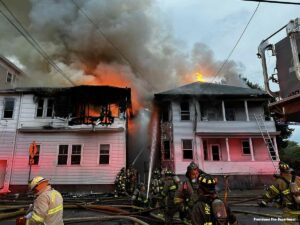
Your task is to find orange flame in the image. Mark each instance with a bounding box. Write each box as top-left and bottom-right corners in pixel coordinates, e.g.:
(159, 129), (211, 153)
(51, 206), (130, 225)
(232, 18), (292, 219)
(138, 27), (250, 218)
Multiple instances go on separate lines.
(81, 64), (142, 114)
(181, 71), (207, 84)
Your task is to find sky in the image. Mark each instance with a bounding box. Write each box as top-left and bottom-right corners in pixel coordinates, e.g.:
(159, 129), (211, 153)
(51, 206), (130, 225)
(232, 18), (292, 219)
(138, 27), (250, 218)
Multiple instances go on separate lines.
(0, 0), (299, 143)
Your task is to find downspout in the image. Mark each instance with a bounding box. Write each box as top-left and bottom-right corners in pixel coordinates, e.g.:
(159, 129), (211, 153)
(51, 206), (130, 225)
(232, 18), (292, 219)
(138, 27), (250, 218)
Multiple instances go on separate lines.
(8, 92), (22, 188)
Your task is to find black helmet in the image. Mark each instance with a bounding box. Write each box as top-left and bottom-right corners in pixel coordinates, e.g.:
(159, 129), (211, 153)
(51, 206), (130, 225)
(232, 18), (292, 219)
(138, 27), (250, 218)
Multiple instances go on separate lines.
(165, 169), (174, 177)
(198, 173), (217, 193)
(279, 161), (291, 173)
(185, 161), (199, 177)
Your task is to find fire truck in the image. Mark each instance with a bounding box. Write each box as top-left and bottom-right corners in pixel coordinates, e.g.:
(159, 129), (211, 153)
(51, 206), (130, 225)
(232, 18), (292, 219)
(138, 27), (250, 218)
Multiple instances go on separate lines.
(258, 18), (300, 123)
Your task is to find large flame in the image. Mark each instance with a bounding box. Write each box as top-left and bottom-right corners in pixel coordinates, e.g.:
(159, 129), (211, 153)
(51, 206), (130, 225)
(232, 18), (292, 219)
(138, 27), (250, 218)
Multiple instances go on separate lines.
(181, 71), (207, 84)
(196, 72), (205, 82)
(81, 64), (142, 113)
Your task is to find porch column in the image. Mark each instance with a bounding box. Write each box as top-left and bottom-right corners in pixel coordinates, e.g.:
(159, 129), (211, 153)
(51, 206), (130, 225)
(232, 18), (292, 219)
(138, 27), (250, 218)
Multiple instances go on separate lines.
(249, 137), (255, 161)
(222, 100), (226, 121)
(273, 137), (279, 160)
(244, 100), (249, 121)
(225, 138), (231, 161)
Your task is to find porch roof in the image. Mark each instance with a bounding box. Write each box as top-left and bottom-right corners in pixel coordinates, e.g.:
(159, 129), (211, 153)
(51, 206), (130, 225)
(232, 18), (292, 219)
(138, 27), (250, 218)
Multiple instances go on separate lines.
(196, 131), (280, 137)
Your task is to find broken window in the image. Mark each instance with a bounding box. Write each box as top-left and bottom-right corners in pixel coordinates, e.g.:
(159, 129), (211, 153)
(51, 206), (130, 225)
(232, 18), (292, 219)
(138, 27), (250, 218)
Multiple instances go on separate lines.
(36, 98), (54, 118)
(58, 145), (68, 165)
(163, 140), (171, 160)
(3, 98), (15, 119)
(182, 139), (193, 159)
(242, 140), (251, 155)
(200, 100), (223, 121)
(99, 144), (110, 164)
(71, 145), (81, 165)
(211, 145), (220, 161)
(180, 102), (190, 120)
(28, 145), (40, 165)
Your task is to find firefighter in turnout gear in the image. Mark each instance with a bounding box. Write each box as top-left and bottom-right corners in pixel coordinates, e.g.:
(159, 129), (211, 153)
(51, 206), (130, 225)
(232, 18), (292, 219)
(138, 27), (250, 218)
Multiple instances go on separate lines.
(131, 183), (149, 207)
(150, 168), (164, 207)
(114, 167), (128, 197)
(191, 173), (237, 225)
(259, 161), (300, 225)
(174, 161), (204, 222)
(161, 169), (180, 225)
(26, 176), (64, 225)
(126, 165), (138, 195)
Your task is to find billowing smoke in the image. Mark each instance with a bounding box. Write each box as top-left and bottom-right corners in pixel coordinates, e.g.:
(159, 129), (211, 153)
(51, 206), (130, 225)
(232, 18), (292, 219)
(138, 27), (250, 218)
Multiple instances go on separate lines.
(0, 0), (246, 107)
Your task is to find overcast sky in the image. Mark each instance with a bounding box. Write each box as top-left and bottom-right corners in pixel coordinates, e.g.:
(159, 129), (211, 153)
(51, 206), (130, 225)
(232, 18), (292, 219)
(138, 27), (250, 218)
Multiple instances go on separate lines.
(0, 0), (299, 143)
(159, 0), (300, 143)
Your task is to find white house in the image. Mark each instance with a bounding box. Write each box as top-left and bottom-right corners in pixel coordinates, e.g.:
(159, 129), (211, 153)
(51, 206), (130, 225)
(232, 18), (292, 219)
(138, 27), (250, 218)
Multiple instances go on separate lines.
(155, 82), (280, 187)
(0, 85), (132, 193)
(0, 55), (23, 90)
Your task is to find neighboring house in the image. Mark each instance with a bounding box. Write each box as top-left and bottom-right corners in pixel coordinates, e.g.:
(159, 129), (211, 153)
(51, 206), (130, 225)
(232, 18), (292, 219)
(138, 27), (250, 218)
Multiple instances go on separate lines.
(0, 55), (23, 89)
(0, 85), (131, 193)
(155, 82), (280, 187)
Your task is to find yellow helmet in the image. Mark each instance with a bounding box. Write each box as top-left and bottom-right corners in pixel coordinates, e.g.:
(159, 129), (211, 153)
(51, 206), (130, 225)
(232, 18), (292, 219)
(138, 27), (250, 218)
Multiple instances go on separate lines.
(29, 176), (48, 190)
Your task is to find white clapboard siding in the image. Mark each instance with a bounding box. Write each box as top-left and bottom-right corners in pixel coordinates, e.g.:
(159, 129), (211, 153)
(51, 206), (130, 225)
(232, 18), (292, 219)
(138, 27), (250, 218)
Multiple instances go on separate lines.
(11, 132), (126, 185)
(170, 100), (279, 176)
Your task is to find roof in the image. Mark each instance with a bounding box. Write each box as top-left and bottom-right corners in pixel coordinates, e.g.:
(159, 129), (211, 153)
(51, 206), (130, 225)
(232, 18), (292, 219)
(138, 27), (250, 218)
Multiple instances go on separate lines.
(155, 82), (269, 100)
(0, 55), (23, 74)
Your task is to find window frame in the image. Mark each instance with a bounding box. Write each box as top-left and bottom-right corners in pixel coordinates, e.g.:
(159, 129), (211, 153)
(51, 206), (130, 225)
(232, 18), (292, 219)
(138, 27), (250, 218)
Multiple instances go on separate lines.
(35, 98), (54, 118)
(163, 140), (171, 160)
(180, 101), (190, 121)
(71, 144), (82, 165)
(6, 72), (14, 83)
(3, 98), (15, 119)
(57, 145), (69, 165)
(99, 144), (110, 165)
(210, 144), (221, 161)
(182, 139), (193, 160)
(241, 140), (251, 155)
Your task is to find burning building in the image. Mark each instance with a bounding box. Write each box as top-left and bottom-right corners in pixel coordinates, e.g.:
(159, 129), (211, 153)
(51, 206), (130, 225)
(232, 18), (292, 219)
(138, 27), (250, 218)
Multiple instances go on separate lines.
(155, 82), (280, 188)
(0, 85), (131, 193)
(0, 55), (24, 89)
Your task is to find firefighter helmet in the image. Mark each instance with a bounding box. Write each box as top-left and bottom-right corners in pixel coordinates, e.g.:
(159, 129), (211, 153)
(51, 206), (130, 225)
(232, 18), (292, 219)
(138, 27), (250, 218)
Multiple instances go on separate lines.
(165, 169), (174, 176)
(186, 161), (200, 178)
(279, 161), (291, 173)
(28, 176), (49, 191)
(198, 173), (217, 193)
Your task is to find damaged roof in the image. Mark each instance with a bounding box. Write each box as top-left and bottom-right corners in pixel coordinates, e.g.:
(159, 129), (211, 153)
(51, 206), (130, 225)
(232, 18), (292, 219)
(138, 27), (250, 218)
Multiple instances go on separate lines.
(155, 82), (270, 100)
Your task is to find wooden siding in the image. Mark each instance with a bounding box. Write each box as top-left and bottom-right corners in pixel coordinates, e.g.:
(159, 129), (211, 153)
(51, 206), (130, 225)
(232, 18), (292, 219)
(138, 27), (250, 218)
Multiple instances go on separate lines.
(11, 132), (126, 185)
(170, 100), (279, 176)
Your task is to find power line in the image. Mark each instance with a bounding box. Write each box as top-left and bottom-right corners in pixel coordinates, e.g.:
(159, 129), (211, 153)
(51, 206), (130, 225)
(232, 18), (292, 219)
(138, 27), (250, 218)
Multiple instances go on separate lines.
(0, 0), (76, 86)
(243, 0), (300, 5)
(212, 2), (260, 83)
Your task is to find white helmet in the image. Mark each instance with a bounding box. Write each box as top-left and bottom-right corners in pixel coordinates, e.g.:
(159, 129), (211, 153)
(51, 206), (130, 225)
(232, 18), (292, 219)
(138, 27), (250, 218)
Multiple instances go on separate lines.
(29, 176), (48, 190)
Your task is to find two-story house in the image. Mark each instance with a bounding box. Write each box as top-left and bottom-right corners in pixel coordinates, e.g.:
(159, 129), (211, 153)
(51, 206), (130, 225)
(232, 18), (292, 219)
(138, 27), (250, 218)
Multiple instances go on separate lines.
(0, 85), (131, 193)
(0, 55), (23, 89)
(155, 82), (279, 187)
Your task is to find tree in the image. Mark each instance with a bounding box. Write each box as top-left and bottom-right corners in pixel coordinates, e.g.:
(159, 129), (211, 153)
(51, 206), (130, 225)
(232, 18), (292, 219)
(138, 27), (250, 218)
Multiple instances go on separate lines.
(280, 141), (300, 174)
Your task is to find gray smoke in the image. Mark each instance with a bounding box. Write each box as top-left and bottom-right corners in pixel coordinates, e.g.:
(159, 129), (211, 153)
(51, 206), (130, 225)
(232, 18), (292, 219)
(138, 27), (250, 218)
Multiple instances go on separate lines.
(0, 0), (246, 104)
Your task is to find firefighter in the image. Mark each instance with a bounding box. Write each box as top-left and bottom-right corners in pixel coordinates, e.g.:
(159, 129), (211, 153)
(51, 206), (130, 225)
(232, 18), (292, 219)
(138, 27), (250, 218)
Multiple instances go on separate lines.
(114, 167), (128, 197)
(126, 165), (138, 195)
(259, 161), (300, 225)
(161, 169), (180, 225)
(131, 183), (149, 207)
(150, 168), (164, 207)
(174, 161), (204, 222)
(26, 176), (64, 225)
(191, 173), (237, 225)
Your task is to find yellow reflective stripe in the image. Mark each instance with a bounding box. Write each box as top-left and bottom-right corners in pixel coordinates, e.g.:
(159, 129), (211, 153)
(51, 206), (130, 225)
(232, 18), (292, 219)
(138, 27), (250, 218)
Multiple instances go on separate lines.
(51, 191), (56, 203)
(282, 189), (290, 195)
(270, 185), (279, 194)
(265, 193), (272, 199)
(32, 212), (44, 222)
(289, 210), (300, 215)
(48, 204), (63, 215)
(204, 223), (212, 225)
(174, 197), (182, 204)
(169, 185), (177, 190)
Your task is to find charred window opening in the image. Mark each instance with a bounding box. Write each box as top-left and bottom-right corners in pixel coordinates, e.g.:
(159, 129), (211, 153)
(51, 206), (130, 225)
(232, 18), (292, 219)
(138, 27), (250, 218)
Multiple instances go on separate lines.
(200, 100), (222, 121)
(58, 145), (68, 165)
(71, 145), (81, 165)
(3, 98), (15, 119)
(163, 140), (171, 160)
(182, 139), (193, 159)
(161, 103), (170, 122)
(180, 101), (190, 121)
(99, 144), (110, 164)
(242, 140), (251, 155)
